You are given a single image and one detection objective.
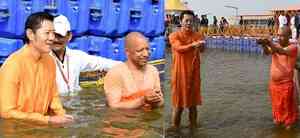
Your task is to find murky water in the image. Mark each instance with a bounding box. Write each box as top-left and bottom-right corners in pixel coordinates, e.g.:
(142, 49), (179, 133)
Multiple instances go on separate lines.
(164, 48), (300, 138)
(3, 48), (300, 138)
(0, 88), (164, 138)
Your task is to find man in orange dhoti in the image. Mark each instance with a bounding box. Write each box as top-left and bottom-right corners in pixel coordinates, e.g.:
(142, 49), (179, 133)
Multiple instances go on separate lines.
(259, 26), (298, 129)
(104, 32), (164, 109)
(169, 10), (205, 129)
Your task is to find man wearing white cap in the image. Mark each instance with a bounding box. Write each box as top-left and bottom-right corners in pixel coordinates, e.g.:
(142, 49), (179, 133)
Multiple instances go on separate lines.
(52, 15), (121, 95)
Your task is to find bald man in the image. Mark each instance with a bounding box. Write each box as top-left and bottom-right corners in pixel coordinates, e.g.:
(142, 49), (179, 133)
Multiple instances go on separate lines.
(258, 26), (298, 129)
(104, 32), (164, 109)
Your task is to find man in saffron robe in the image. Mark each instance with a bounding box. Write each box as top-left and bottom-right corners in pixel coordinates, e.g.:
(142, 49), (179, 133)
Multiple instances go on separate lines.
(259, 26), (298, 129)
(169, 10), (205, 129)
(104, 32), (164, 109)
(0, 12), (73, 124)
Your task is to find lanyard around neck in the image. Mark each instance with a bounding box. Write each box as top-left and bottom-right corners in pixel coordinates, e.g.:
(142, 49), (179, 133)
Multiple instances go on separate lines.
(56, 55), (70, 93)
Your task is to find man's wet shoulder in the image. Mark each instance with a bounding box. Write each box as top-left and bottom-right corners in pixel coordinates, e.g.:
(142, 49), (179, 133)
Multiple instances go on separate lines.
(146, 64), (159, 73)
(108, 63), (127, 73)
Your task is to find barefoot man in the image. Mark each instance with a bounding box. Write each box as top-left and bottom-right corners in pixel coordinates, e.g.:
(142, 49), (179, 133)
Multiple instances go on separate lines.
(169, 10), (205, 129)
(258, 26), (298, 129)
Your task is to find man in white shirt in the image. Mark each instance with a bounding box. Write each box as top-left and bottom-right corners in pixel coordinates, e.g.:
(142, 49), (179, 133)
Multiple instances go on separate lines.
(279, 12), (287, 28)
(52, 15), (121, 95)
(290, 12), (297, 40)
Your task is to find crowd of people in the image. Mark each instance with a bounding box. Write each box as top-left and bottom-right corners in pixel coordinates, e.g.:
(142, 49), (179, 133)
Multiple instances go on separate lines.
(274, 11), (300, 40)
(166, 11), (300, 39)
(165, 13), (229, 35)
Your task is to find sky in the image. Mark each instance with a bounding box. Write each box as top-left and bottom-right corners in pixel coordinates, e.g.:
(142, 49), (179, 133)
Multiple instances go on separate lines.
(184, 0), (299, 18)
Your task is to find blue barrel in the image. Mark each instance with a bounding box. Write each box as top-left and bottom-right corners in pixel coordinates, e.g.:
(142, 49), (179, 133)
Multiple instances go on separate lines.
(32, 0), (59, 15)
(68, 36), (89, 53)
(128, 0), (146, 33)
(59, 0), (90, 36)
(250, 38), (257, 47)
(15, 0), (34, 38)
(155, 0), (164, 36)
(212, 36), (217, 48)
(242, 38), (250, 52)
(153, 36), (165, 60)
(88, 0), (107, 36)
(105, 0), (130, 37)
(149, 37), (156, 60)
(209, 37), (214, 48)
(0, 37), (23, 64)
(235, 37), (241, 52)
(32, 0), (89, 36)
(255, 46), (262, 54)
(208, 37), (213, 48)
(223, 37), (230, 51)
(249, 38), (257, 53)
(250, 45), (256, 53)
(229, 37), (234, 51)
(87, 36), (111, 57)
(205, 37), (210, 48)
(0, 0), (17, 38)
(144, 0), (164, 37)
(216, 36), (223, 48)
(240, 38), (245, 52)
(234, 37), (240, 52)
(110, 38), (126, 61)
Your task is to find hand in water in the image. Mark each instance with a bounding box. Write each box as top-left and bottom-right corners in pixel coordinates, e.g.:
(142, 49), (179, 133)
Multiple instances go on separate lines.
(49, 114), (74, 124)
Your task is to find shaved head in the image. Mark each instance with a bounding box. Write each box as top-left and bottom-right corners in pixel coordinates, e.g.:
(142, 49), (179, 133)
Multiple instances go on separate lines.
(124, 32), (150, 69)
(278, 26), (291, 47)
(278, 26), (291, 37)
(125, 32), (148, 50)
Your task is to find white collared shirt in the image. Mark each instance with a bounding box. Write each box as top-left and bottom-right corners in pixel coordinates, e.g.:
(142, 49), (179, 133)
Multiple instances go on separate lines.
(52, 47), (121, 95)
(279, 15), (287, 28)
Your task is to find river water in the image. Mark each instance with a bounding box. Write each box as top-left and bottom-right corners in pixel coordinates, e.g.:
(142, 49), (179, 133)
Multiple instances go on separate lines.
(164, 48), (300, 138)
(2, 48), (300, 138)
(0, 87), (164, 138)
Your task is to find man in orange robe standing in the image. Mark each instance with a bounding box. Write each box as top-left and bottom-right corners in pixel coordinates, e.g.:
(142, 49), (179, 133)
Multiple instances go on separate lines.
(169, 10), (205, 129)
(259, 26), (298, 129)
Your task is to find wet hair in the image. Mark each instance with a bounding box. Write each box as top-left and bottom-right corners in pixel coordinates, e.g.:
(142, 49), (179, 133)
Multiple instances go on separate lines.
(179, 10), (195, 21)
(24, 12), (54, 44)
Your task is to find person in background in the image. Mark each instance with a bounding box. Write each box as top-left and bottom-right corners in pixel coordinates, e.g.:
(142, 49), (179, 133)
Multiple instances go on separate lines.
(279, 11), (287, 28)
(0, 12), (73, 124)
(194, 14), (201, 31)
(104, 32), (164, 109)
(295, 12), (300, 39)
(268, 17), (275, 35)
(220, 17), (228, 34)
(290, 11), (297, 41)
(213, 16), (218, 34)
(51, 15), (121, 95)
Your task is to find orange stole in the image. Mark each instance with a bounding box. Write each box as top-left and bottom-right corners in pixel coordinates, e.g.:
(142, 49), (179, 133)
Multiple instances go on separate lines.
(120, 89), (149, 102)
